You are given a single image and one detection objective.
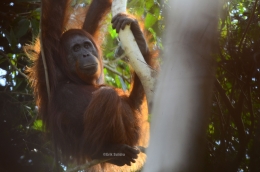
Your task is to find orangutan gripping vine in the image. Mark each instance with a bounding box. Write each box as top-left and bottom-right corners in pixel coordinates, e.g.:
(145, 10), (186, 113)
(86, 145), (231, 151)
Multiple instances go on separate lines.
(25, 0), (156, 171)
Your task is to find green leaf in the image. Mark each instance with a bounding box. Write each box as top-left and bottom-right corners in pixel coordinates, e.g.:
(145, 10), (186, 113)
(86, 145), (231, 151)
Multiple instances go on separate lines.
(0, 55), (6, 64)
(103, 68), (108, 75)
(148, 27), (157, 39)
(115, 75), (121, 88)
(32, 8), (41, 20)
(145, 13), (157, 28)
(135, 8), (145, 16)
(10, 59), (16, 66)
(208, 124), (215, 134)
(108, 25), (118, 39)
(145, 0), (154, 10)
(9, 29), (17, 50)
(106, 51), (114, 58)
(32, 119), (43, 131)
(31, 18), (39, 37)
(14, 19), (30, 39)
(13, 79), (23, 90)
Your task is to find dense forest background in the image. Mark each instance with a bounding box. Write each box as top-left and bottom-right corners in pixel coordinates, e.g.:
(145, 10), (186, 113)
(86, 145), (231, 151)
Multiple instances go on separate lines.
(0, 0), (260, 171)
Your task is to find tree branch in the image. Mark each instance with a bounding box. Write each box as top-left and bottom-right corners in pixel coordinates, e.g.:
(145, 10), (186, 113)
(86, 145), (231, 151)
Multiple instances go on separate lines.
(215, 79), (247, 171)
(238, 0), (258, 51)
(0, 52), (28, 79)
(111, 0), (156, 110)
(40, 1), (51, 101)
(103, 64), (130, 83)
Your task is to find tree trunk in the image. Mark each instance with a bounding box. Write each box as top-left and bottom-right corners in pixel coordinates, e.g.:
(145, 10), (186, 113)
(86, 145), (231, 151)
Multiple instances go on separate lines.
(143, 0), (220, 171)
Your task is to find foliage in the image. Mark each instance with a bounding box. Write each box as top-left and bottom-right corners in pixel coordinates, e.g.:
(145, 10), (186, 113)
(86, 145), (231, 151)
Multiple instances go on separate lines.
(207, 0), (260, 171)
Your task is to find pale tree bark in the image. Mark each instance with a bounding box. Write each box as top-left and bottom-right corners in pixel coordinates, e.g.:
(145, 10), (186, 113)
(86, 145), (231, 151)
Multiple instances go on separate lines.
(143, 0), (220, 171)
(112, 0), (156, 109)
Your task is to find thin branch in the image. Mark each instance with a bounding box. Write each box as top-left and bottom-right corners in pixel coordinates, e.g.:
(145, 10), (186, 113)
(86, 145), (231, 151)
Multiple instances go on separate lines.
(215, 95), (226, 152)
(40, 2), (51, 101)
(103, 64), (130, 83)
(0, 91), (32, 96)
(137, 58), (158, 73)
(215, 78), (248, 171)
(247, 86), (255, 138)
(0, 52), (28, 79)
(227, 84), (247, 171)
(238, 0), (258, 51)
(105, 51), (127, 64)
(16, 12), (31, 16)
(215, 79), (235, 111)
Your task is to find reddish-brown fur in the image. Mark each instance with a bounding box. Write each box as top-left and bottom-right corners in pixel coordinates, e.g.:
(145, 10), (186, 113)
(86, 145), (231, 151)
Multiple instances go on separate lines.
(25, 0), (156, 171)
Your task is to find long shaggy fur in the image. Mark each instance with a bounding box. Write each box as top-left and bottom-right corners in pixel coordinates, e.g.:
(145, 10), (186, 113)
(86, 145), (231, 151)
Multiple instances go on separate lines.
(25, 0), (154, 171)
